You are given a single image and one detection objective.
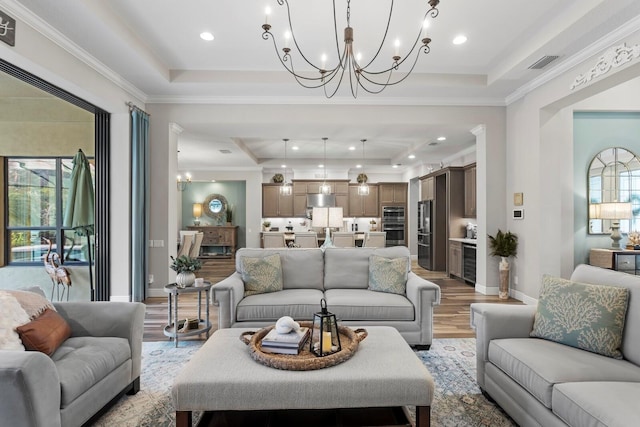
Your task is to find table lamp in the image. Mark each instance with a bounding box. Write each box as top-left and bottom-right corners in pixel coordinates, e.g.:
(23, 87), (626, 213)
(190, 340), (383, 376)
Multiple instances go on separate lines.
(193, 203), (202, 226)
(591, 202), (632, 249)
(312, 207), (343, 249)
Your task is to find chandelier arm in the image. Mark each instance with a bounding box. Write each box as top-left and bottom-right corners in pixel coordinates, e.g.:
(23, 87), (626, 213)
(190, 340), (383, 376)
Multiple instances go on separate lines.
(358, 0), (395, 70)
(358, 45), (423, 90)
(323, 54), (349, 98)
(355, 65), (395, 95)
(280, 0), (327, 72)
(332, 0), (347, 70)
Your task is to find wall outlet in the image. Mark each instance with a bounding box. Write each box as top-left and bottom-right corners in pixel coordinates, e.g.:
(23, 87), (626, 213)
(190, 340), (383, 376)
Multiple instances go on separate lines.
(148, 274), (154, 284)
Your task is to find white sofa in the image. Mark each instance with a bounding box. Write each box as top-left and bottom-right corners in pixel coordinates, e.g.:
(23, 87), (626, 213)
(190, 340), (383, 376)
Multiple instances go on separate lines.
(212, 246), (441, 347)
(471, 264), (640, 427)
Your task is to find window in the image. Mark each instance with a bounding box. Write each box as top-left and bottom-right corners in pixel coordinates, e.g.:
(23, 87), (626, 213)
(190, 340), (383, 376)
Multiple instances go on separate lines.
(6, 157), (95, 265)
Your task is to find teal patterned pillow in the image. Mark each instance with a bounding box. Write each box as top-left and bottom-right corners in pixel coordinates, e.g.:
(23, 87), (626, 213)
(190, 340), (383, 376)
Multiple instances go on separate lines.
(240, 254), (284, 297)
(368, 255), (409, 295)
(530, 275), (629, 359)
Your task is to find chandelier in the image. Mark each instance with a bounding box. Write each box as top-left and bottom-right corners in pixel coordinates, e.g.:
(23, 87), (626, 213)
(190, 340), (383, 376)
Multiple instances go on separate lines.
(280, 138), (292, 195)
(261, 0), (441, 98)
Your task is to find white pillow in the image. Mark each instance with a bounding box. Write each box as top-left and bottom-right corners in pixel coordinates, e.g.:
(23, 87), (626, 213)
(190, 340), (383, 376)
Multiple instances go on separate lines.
(0, 291), (31, 351)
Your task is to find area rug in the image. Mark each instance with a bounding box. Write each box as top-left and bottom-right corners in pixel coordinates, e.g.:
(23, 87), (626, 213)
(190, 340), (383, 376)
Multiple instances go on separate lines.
(93, 338), (515, 427)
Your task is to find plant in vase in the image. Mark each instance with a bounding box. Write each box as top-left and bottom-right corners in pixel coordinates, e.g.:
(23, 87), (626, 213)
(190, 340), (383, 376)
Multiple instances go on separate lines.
(488, 230), (518, 300)
(170, 255), (202, 288)
(369, 219), (377, 231)
(226, 205), (233, 225)
(262, 221), (271, 231)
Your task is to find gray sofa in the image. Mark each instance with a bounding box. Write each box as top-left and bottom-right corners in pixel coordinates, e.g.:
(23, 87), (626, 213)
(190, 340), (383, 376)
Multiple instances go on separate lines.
(213, 246), (441, 347)
(471, 264), (640, 427)
(0, 301), (146, 427)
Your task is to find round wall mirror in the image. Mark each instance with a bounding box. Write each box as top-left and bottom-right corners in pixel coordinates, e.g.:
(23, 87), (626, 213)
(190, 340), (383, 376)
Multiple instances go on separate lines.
(588, 147), (640, 234)
(203, 193), (228, 221)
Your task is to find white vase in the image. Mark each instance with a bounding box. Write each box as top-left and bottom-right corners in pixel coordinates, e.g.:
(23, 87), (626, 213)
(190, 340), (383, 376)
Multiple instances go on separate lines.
(176, 271), (195, 288)
(498, 257), (510, 300)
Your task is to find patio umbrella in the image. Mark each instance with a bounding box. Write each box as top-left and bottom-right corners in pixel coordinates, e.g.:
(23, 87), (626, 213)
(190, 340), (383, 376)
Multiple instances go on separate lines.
(63, 149), (95, 301)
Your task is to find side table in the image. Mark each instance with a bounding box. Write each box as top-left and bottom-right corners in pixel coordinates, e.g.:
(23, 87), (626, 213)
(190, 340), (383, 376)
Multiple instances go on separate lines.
(164, 282), (212, 347)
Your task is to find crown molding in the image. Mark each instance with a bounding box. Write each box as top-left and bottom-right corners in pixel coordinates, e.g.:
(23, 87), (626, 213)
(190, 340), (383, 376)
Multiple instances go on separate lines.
(145, 95), (506, 107)
(0, 0), (148, 104)
(505, 14), (640, 105)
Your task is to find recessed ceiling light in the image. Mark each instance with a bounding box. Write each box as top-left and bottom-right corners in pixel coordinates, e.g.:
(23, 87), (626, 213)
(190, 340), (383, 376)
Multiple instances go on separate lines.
(319, 164), (324, 168)
(437, 136), (446, 141)
(200, 32), (214, 41)
(453, 35), (467, 45)
(356, 164), (362, 168)
(408, 154), (416, 159)
(392, 164), (399, 168)
(211, 179), (216, 182)
(281, 164), (286, 168)
(292, 146), (299, 150)
(349, 146), (356, 151)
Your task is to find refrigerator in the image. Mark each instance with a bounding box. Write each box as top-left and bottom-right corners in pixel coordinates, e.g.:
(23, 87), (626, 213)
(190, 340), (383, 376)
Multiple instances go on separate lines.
(417, 200), (433, 270)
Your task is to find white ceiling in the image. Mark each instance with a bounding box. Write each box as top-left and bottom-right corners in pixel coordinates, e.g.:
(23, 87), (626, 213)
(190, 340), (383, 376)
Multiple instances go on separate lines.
(10, 0), (640, 174)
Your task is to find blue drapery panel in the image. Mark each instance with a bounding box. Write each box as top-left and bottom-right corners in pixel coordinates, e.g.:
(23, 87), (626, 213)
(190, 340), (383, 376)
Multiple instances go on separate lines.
(131, 108), (150, 302)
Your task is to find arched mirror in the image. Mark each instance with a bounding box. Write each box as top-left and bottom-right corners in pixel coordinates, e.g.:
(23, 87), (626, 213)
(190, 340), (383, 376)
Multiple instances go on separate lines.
(203, 193), (228, 221)
(588, 147), (640, 234)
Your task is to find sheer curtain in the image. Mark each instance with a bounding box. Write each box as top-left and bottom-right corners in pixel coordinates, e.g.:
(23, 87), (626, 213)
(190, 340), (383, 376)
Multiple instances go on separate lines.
(130, 107), (149, 302)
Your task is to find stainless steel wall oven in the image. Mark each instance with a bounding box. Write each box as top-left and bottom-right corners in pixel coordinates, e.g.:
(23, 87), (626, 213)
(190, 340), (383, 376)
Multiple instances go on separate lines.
(382, 206), (406, 246)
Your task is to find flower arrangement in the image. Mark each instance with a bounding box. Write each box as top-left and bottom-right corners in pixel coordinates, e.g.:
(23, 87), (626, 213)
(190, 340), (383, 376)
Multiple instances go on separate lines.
(628, 231), (640, 247)
(170, 255), (202, 274)
(262, 221), (271, 229)
(272, 173), (284, 183)
(357, 173), (368, 183)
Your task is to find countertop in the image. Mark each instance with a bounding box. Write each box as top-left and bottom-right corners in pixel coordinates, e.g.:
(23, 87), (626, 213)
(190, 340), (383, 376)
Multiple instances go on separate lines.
(449, 238), (478, 245)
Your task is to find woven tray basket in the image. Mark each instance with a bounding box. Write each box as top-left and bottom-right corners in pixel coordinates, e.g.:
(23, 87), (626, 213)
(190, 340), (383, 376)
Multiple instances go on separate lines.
(240, 321), (367, 371)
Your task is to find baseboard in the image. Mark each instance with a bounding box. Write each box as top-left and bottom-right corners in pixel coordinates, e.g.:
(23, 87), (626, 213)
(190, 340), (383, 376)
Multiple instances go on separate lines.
(147, 288), (166, 298)
(109, 295), (130, 302)
(475, 283), (498, 296)
(512, 289), (538, 305)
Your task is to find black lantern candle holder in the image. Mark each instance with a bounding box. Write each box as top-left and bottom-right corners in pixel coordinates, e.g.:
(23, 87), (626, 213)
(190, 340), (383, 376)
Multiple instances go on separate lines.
(310, 298), (342, 357)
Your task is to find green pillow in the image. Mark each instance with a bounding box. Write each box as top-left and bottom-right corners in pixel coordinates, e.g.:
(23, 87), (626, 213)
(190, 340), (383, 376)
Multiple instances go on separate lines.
(530, 275), (629, 359)
(240, 254), (284, 297)
(368, 255), (409, 295)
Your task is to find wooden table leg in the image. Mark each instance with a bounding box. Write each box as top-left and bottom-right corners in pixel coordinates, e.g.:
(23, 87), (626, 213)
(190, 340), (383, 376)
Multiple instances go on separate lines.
(176, 410), (192, 427)
(416, 406), (430, 427)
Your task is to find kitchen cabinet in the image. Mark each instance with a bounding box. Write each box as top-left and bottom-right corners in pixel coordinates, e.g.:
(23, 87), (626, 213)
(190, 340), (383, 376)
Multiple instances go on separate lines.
(464, 164), (477, 217)
(449, 240), (462, 278)
(348, 184), (378, 217)
(262, 184), (294, 217)
(421, 177), (434, 201)
(379, 183), (407, 204)
(291, 180), (349, 217)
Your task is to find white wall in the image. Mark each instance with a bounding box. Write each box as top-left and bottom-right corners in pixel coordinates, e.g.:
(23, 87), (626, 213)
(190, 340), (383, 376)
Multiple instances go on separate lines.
(505, 31), (640, 302)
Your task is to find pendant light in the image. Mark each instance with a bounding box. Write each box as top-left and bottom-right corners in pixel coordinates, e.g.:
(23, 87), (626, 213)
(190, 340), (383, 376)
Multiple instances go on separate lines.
(320, 137), (331, 195)
(280, 138), (292, 195)
(358, 139), (370, 196)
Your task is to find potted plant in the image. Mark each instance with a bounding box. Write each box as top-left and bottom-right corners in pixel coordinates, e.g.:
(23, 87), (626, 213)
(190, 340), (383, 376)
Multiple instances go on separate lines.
(488, 230), (518, 299)
(170, 255), (202, 288)
(369, 219), (377, 231)
(272, 173), (284, 183)
(262, 221), (271, 231)
(357, 173), (368, 184)
(226, 205), (233, 225)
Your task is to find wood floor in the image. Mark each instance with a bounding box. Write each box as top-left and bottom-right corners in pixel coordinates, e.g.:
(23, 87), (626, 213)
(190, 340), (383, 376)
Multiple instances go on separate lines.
(143, 258), (521, 342)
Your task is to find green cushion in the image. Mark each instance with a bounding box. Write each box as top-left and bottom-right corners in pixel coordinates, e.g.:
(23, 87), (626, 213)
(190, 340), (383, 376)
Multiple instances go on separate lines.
(530, 275), (629, 359)
(241, 254), (284, 297)
(368, 255), (409, 295)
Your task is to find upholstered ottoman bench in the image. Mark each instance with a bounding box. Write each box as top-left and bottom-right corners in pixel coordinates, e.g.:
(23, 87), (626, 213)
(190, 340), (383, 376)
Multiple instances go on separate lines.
(172, 326), (434, 426)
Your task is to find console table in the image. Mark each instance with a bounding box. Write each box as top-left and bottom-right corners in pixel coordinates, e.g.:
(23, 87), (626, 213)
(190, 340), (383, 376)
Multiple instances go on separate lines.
(589, 248), (640, 275)
(187, 225), (238, 258)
